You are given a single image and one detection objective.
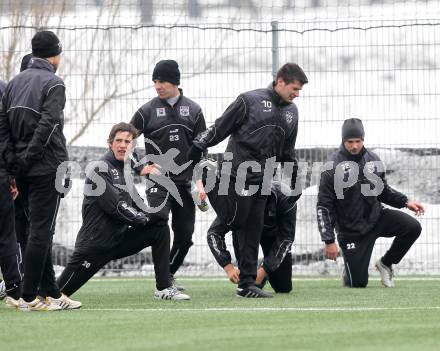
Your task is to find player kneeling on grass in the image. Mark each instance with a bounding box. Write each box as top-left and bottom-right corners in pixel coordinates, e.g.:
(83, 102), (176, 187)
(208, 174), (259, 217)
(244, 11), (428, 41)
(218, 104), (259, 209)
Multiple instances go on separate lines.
(207, 181), (299, 297)
(56, 123), (190, 301)
(316, 118), (424, 288)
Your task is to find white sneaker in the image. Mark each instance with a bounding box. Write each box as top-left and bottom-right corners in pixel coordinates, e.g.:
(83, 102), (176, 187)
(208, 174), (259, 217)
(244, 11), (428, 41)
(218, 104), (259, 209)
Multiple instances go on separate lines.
(154, 286), (191, 301)
(19, 297), (62, 311)
(0, 280), (6, 300)
(47, 294), (82, 310)
(5, 296), (22, 309)
(375, 259), (395, 288)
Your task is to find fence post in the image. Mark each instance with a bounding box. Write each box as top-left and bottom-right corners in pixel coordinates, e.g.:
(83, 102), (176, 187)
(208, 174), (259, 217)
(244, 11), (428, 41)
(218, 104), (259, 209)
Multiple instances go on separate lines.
(271, 20), (279, 79)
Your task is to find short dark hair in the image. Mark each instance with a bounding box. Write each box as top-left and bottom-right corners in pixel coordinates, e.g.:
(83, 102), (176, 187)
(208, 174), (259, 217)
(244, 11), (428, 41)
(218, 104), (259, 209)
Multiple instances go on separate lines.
(107, 122), (139, 144)
(276, 63), (308, 85)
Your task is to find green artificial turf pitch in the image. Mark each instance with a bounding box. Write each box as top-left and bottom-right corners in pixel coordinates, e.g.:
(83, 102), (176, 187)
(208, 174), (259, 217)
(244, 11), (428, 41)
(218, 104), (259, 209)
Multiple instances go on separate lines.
(1, 277), (440, 351)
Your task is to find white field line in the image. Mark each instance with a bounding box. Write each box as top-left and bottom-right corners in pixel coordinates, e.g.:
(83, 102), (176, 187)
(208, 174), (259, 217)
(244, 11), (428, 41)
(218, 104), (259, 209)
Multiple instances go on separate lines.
(89, 277), (440, 283)
(83, 306), (440, 313)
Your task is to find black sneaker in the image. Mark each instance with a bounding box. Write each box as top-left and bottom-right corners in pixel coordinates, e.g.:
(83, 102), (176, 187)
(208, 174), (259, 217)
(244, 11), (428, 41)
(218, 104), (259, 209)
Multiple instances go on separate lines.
(169, 274), (185, 292)
(236, 285), (273, 298)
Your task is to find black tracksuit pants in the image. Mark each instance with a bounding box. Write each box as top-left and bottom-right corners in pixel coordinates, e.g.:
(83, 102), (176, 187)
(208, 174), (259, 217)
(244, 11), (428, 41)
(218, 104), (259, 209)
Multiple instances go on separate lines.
(0, 175), (22, 299)
(57, 224), (171, 296)
(14, 176), (30, 261)
(231, 233), (293, 293)
(145, 183), (195, 275)
(207, 176), (268, 288)
(339, 208), (422, 288)
(21, 174), (62, 301)
(260, 236), (293, 293)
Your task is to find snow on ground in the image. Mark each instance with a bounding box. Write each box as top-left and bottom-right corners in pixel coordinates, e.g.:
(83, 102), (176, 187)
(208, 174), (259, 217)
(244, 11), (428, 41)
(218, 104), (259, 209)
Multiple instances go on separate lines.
(1, 1), (439, 150)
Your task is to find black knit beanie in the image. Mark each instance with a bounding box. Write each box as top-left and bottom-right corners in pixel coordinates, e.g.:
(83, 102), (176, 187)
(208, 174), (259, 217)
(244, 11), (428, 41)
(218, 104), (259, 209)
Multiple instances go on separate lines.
(31, 31), (62, 58)
(342, 118), (365, 141)
(152, 60), (180, 85)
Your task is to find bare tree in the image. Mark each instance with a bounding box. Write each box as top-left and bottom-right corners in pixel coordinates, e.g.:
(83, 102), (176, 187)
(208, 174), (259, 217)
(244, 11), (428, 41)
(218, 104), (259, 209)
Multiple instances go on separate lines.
(0, 0), (70, 80)
(1, 0), (245, 145)
(66, 0), (235, 145)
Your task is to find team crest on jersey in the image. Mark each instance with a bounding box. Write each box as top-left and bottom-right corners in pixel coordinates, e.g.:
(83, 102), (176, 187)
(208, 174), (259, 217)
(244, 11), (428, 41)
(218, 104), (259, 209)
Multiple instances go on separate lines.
(110, 168), (119, 180)
(284, 111), (294, 124)
(342, 162), (351, 173)
(180, 106), (190, 117)
(156, 108), (166, 117)
(365, 161), (376, 174)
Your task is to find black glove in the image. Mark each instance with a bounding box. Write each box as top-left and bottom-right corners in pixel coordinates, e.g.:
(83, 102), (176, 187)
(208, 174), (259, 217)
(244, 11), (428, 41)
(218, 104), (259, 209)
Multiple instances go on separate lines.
(187, 145), (203, 164)
(134, 213), (150, 226)
(117, 201), (150, 226)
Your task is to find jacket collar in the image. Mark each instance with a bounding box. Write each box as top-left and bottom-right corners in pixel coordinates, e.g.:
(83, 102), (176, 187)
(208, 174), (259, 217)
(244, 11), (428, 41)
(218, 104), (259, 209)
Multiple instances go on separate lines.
(103, 150), (125, 171)
(267, 82), (290, 107)
(339, 143), (366, 162)
(159, 88), (183, 106)
(28, 57), (55, 73)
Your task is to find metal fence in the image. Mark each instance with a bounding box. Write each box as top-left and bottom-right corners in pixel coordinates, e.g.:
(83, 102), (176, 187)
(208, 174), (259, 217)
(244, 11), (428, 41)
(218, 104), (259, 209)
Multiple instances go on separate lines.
(1, 0), (439, 276)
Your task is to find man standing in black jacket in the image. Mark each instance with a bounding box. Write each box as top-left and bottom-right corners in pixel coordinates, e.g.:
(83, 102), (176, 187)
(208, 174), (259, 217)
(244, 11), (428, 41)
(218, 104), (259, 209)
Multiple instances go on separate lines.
(0, 79), (6, 299)
(0, 79), (23, 307)
(130, 60), (207, 290)
(0, 55), (33, 302)
(317, 118), (424, 288)
(188, 63), (308, 298)
(208, 182), (299, 293)
(57, 123), (190, 301)
(0, 31), (80, 310)
(9, 54), (34, 279)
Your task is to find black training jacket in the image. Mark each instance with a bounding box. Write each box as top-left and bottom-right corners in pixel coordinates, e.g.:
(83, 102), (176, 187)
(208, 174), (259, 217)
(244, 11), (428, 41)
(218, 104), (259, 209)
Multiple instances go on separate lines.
(316, 145), (408, 243)
(0, 58), (68, 176)
(74, 150), (149, 253)
(193, 83), (299, 185)
(130, 90), (206, 184)
(207, 182), (298, 273)
(0, 80), (7, 174)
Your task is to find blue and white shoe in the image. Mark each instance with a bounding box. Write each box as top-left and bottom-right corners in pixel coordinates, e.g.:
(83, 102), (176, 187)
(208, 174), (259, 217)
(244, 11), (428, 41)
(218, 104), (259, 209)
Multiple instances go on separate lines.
(47, 294), (82, 310)
(0, 280), (6, 300)
(5, 296), (22, 309)
(154, 286), (191, 301)
(19, 297), (62, 311)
